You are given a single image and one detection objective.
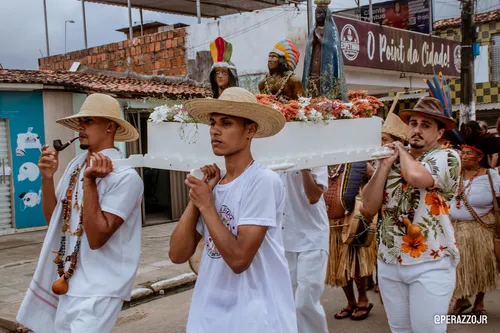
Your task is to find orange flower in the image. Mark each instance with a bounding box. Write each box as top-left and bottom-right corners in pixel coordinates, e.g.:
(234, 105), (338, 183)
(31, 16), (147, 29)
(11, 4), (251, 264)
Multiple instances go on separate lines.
(401, 234), (428, 258)
(425, 191), (449, 215)
(430, 249), (440, 259)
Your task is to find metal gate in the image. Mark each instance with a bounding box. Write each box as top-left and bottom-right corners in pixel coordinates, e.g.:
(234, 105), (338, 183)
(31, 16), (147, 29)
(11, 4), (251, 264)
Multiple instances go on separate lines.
(0, 119), (14, 234)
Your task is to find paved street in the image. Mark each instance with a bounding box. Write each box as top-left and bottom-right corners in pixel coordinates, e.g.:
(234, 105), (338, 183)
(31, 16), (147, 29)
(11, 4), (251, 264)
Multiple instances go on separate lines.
(0, 223), (192, 324)
(2, 222), (500, 333)
(115, 285), (500, 333)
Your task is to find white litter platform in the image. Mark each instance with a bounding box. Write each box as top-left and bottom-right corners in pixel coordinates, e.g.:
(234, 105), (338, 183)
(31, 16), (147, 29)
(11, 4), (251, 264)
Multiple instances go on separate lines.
(113, 117), (392, 172)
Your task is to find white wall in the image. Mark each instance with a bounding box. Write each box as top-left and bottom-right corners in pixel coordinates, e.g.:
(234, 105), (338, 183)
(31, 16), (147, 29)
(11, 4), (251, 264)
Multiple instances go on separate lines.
(186, 5), (308, 90)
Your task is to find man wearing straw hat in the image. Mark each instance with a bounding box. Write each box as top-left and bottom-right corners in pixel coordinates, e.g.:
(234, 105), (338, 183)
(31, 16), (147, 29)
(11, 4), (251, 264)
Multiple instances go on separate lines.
(17, 93), (143, 333)
(169, 87), (298, 333)
(362, 97), (460, 333)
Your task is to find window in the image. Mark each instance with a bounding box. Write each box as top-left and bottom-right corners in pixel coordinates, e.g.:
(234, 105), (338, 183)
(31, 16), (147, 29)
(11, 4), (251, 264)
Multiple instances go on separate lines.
(492, 34), (500, 82)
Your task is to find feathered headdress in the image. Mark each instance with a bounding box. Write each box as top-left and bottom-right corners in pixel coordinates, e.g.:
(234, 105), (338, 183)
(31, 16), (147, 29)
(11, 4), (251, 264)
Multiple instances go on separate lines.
(210, 37), (235, 69)
(425, 72), (462, 144)
(460, 121), (500, 157)
(270, 38), (300, 71)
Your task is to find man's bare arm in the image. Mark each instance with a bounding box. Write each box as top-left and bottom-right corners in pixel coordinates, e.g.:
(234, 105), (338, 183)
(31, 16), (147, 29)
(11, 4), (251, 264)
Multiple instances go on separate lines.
(83, 178), (125, 250)
(302, 170), (324, 204)
(200, 204), (267, 274)
(169, 201), (203, 264)
(397, 145), (434, 188)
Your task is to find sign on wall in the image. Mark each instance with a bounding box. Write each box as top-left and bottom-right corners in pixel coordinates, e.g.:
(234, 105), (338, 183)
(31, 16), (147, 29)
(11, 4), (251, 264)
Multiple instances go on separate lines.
(334, 15), (461, 77)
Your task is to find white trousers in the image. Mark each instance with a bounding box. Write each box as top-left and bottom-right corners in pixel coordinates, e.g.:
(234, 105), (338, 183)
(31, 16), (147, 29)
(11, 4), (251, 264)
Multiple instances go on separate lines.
(54, 295), (123, 333)
(378, 258), (456, 333)
(285, 250), (329, 333)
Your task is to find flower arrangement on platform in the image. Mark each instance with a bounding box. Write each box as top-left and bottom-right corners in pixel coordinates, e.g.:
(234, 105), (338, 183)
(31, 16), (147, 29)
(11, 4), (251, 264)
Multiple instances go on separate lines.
(148, 90), (383, 125)
(256, 90), (383, 123)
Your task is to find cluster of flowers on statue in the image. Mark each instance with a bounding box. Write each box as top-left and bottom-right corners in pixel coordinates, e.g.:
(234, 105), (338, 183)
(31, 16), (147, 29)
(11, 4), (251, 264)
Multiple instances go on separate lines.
(148, 104), (195, 125)
(256, 90), (384, 122)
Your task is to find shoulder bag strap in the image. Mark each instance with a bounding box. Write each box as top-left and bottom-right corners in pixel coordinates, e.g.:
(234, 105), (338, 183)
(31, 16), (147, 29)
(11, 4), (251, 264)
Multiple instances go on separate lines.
(486, 170), (500, 238)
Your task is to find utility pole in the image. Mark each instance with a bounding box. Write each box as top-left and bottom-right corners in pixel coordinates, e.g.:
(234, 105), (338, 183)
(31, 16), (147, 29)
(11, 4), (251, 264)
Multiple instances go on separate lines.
(460, 0), (475, 124)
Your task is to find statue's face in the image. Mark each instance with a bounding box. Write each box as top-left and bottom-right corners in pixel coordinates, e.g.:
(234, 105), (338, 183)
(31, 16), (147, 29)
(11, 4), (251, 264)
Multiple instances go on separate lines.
(268, 52), (279, 71)
(214, 67), (229, 88)
(315, 7), (326, 26)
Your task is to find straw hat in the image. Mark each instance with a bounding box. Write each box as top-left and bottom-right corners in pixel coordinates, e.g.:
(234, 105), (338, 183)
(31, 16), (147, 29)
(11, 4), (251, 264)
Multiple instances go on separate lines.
(382, 113), (408, 141)
(184, 87), (286, 138)
(399, 97), (455, 130)
(56, 93), (139, 142)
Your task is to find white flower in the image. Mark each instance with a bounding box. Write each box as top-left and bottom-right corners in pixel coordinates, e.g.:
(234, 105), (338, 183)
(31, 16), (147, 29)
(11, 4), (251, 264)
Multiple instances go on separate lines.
(297, 110), (308, 121)
(173, 111), (194, 123)
(149, 109), (167, 124)
(343, 102), (353, 108)
(341, 109), (353, 118)
(307, 109), (324, 123)
(272, 103), (280, 110)
(298, 97), (311, 108)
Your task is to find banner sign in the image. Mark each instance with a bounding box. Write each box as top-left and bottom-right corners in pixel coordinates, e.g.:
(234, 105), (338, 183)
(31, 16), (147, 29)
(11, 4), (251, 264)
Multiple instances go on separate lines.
(357, 0), (432, 34)
(334, 15), (461, 77)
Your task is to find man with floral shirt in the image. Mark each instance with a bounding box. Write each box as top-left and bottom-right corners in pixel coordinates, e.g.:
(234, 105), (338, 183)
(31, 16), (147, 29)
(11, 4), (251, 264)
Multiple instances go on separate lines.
(362, 97), (460, 333)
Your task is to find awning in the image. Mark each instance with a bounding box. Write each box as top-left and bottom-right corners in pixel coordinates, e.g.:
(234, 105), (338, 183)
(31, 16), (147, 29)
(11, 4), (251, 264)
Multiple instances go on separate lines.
(80, 0), (305, 18)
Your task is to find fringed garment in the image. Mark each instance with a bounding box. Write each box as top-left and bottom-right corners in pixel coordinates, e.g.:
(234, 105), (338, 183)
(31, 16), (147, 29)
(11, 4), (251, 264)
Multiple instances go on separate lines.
(324, 162), (377, 287)
(453, 212), (499, 298)
(325, 219), (377, 287)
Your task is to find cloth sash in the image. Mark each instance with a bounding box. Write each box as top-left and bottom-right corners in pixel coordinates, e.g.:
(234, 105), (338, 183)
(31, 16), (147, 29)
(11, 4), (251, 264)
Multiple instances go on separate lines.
(16, 150), (132, 333)
(340, 161), (367, 212)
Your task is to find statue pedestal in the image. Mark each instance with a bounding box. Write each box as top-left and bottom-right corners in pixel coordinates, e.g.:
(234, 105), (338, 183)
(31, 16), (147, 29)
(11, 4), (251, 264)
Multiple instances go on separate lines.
(113, 118), (392, 172)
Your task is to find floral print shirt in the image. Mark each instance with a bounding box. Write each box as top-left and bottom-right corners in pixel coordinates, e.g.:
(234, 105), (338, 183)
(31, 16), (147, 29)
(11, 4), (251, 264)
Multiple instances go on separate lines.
(378, 147), (461, 266)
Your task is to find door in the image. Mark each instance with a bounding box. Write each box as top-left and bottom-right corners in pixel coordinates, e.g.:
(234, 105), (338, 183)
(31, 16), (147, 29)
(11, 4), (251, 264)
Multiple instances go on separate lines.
(0, 119), (14, 234)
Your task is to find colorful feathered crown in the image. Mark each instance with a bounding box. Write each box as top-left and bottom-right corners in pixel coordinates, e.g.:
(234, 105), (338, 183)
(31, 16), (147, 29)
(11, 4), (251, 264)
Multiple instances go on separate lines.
(210, 37), (235, 69)
(270, 38), (300, 71)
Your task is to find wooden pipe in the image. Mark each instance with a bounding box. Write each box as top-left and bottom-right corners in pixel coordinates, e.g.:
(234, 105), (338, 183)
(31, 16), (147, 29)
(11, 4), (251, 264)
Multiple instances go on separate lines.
(402, 217), (422, 238)
(53, 137), (78, 152)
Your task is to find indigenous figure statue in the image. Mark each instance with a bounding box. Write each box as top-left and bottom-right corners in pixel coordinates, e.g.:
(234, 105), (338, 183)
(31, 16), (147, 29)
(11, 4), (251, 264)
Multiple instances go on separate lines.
(209, 37), (239, 99)
(258, 39), (305, 100)
(302, 0), (347, 100)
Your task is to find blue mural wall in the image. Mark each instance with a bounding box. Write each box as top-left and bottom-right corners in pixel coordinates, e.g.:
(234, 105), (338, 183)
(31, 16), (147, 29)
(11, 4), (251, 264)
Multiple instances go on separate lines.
(0, 91), (46, 229)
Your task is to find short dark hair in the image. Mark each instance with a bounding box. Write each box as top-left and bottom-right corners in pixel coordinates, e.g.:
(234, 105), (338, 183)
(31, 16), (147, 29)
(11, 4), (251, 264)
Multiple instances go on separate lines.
(435, 119), (445, 131)
(277, 55), (291, 74)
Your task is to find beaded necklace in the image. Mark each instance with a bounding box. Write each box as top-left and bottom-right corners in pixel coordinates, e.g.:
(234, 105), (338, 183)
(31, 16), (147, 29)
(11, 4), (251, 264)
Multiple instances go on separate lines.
(263, 71), (294, 97)
(52, 162), (85, 295)
(455, 167), (479, 209)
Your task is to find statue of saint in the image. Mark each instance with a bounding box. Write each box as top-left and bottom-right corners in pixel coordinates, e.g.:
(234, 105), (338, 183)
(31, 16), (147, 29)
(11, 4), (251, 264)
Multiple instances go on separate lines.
(209, 37), (239, 99)
(258, 39), (305, 100)
(302, 0), (347, 100)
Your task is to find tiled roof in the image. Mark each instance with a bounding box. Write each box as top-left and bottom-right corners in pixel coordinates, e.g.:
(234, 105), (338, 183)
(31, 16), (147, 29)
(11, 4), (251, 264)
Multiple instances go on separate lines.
(0, 69), (209, 99)
(434, 9), (500, 29)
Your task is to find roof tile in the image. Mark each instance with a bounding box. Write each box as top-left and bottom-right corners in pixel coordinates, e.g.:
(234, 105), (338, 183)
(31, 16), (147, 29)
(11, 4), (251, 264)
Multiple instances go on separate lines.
(434, 9), (500, 29)
(0, 69), (210, 99)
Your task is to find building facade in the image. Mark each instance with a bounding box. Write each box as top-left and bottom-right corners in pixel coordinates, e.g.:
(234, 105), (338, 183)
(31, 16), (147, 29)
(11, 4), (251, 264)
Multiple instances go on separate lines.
(434, 9), (500, 127)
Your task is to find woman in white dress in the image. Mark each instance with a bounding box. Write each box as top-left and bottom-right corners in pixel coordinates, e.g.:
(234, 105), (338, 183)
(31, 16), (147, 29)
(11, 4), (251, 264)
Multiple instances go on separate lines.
(450, 121), (500, 315)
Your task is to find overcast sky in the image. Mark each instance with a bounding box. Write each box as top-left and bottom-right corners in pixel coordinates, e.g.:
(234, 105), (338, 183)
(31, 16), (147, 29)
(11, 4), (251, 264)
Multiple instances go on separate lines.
(0, 0), (495, 70)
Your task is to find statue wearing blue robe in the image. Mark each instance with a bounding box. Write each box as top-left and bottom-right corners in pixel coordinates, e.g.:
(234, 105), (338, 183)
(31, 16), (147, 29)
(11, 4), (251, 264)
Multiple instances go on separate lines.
(302, 6), (347, 101)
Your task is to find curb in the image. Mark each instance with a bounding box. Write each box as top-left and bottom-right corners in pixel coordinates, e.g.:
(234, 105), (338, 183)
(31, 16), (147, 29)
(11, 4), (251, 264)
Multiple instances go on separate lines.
(0, 273), (197, 332)
(127, 272), (197, 303)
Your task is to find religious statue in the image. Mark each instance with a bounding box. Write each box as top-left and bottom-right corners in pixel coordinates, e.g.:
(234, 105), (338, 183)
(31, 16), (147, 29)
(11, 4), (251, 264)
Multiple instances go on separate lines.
(302, 0), (347, 101)
(258, 38), (305, 100)
(209, 37), (239, 99)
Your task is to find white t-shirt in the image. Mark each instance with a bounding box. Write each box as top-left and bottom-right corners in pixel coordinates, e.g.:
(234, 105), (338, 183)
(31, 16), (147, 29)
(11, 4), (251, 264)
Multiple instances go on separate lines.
(187, 162), (297, 333)
(279, 167), (329, 253)
(62, 148), (144, 301)
(450, 169), (500, 221)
